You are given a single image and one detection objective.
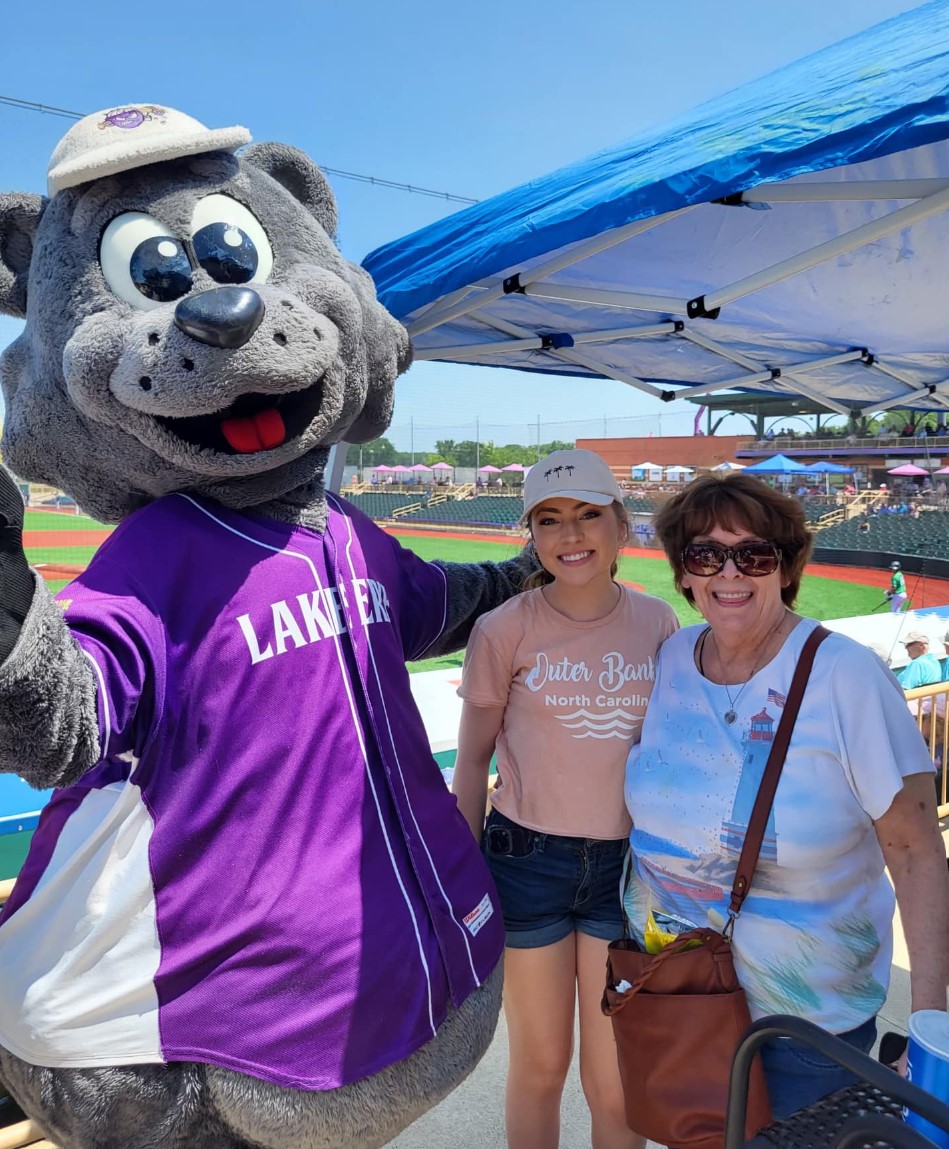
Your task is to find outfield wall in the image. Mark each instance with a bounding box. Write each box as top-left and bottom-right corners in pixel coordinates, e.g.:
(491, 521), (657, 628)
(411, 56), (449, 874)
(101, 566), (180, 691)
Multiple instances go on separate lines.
(812, 547), (949, 579)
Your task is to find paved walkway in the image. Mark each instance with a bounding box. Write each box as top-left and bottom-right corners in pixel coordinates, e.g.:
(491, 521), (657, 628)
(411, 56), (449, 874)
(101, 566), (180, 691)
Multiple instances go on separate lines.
(391, 823), (948, 1149)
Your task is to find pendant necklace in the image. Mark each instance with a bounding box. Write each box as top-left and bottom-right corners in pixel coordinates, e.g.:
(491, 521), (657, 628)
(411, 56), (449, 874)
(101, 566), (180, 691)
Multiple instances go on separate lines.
(698, 612), (788, 726)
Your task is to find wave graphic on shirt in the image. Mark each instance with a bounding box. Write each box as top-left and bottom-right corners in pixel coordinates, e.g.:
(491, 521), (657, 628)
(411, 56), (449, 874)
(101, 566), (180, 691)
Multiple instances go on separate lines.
(557, 708), (642, 740)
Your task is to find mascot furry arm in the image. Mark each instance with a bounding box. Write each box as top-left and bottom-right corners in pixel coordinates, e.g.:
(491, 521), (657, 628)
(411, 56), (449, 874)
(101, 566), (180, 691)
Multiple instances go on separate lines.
(0, 105), (535, 1149)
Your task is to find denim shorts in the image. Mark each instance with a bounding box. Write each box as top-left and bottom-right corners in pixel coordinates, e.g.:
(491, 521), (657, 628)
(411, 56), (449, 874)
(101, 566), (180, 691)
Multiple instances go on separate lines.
(481, 808), (628, 949)
(761, 1015), (878, 1120)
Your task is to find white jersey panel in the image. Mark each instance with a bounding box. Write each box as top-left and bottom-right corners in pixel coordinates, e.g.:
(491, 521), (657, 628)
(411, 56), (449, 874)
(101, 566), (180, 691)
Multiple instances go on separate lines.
(0, 781), (162, 1066)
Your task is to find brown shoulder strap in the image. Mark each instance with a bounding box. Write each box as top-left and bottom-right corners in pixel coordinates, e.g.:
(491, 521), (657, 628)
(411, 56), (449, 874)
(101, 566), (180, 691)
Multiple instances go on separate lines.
(727, 624), (830, 922)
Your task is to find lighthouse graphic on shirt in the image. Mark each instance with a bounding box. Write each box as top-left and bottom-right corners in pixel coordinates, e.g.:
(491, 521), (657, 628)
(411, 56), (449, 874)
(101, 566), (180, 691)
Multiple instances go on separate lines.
(719, 706), (779, 861)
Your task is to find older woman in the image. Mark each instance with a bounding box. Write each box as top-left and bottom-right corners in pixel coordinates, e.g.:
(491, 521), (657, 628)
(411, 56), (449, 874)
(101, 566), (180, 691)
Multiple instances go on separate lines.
(623, 473), (949, 1120)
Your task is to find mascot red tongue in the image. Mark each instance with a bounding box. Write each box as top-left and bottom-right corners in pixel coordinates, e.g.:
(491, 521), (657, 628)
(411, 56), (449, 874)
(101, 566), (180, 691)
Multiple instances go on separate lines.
(221, 408), (285, 452)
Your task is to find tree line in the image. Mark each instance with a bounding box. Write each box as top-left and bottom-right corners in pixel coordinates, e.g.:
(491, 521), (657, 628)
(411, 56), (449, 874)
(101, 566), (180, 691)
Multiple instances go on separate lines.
(353, 437), (574, 469)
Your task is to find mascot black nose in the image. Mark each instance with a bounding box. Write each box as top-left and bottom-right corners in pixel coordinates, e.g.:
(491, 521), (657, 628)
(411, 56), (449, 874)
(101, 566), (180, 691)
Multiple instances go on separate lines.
(174, 287), (266, 350)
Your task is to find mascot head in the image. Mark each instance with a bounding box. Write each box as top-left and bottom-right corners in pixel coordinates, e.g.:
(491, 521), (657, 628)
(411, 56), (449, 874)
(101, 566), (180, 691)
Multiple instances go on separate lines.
(0, 103), (410, 522)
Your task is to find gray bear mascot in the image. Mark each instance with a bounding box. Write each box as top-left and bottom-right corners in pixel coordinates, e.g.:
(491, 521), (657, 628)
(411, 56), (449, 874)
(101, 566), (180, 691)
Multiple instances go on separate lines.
(0, 104), (526, 1149)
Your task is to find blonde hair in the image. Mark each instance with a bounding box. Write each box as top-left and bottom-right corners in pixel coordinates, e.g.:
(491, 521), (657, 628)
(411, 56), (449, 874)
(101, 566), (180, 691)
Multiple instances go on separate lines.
(521, 500), (629, 590)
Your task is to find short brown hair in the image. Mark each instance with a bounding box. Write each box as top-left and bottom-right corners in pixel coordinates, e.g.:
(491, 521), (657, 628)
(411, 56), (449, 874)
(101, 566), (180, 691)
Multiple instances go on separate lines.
(654, 474), (813, 607)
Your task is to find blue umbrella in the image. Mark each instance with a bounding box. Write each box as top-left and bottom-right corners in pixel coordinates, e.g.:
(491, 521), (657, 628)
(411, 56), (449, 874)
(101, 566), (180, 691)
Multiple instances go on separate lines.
(806, 459), (854, 494)
(741, 455), (811, 475)
(806, 461), (853, 473)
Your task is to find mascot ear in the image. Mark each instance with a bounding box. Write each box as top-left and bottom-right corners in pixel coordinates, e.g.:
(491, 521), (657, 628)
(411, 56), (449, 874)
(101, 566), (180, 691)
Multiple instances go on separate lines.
(241, 142), (338, 238)
(0, 193), (45, 319)
(343, 263), (412, 445)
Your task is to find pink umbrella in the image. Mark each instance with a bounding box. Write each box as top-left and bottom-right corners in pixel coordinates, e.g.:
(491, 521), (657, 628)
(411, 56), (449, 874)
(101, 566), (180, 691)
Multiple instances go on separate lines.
(934, 465), (949, 475)
(411, 463), (432, 471)
(391, 465), (411, 472)
(372, 464), (392, 471)
(478, 464), (502, 473)
(502, 463), (525, 471)
(887, 463), (929, 476)
(431, 461), (453, 470)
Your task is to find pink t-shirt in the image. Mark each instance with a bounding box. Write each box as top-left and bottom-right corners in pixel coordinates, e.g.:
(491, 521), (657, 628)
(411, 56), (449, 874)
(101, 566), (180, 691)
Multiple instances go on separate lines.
(458, 586), (678, 839)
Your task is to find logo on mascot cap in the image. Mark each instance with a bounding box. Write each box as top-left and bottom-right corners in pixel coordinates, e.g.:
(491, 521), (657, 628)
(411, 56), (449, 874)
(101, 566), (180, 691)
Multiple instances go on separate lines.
(47, 103), (252, 197)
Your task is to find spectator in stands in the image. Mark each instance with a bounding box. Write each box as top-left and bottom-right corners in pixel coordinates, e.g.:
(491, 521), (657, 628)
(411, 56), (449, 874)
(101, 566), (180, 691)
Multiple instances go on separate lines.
(858, 515), (871, 534)
(886, 561), (908, 612)
(626, 472), (949, 1119)
(453, 448), (678, 1149)
(940, 632), (949, 681)
(896, 632), (943, 690)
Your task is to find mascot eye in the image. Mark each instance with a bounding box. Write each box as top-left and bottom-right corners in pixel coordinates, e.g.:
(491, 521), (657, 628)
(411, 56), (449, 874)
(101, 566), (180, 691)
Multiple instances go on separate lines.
(190, 195), (274, 286)
(100, 213), (193, 310)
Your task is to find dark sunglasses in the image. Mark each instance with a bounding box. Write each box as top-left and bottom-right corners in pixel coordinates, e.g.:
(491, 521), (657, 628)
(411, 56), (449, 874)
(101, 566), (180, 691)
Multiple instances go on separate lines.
(682, 541), (782, 578)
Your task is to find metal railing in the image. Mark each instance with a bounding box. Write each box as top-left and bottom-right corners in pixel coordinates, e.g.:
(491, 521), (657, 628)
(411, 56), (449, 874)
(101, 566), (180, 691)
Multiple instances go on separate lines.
(904, 680), (949, 817)
(390, 501), (423, 519)
(744, 433), (949, 454)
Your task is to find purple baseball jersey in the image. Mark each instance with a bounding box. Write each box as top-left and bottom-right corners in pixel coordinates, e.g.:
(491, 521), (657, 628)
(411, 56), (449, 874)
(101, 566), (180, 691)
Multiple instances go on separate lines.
(0, 493), (502, 1089)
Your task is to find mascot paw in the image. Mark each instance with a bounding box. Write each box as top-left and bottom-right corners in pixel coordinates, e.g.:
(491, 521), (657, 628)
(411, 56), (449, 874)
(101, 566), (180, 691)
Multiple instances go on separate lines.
(0, 464), (33, 655)
(0, 465), (24, 549)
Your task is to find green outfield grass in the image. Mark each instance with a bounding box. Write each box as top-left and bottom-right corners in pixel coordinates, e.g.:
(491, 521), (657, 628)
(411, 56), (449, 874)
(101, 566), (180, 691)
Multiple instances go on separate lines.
(25, 545), (101, 567)
(24, 510), (108, 531)
(25, 527), (888, 673)
(396, 533), (886, 672)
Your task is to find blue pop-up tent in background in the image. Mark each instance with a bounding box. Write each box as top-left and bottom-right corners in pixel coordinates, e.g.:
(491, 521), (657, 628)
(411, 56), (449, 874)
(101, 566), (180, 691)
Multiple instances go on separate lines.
(741, 455), (812, 475)
(363, 0), (949, 419)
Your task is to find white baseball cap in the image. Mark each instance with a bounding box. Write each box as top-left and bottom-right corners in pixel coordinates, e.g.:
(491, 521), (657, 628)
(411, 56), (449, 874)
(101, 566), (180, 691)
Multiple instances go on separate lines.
(47, 103), (251, 196)
(522, 449), (624, 518)
(904, 630), (930, 646)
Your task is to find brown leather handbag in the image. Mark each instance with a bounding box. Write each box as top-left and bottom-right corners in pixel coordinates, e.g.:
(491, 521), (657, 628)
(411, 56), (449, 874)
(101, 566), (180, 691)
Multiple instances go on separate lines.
(602, 624), (830, 1149)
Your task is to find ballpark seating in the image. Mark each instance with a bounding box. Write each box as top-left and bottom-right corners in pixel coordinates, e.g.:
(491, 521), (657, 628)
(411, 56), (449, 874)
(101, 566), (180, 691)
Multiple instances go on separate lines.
(814, 511), (949, 558)
(622, 496), (660, 514)
(345, 492), (423, 519)
(400, 496), (522, 528)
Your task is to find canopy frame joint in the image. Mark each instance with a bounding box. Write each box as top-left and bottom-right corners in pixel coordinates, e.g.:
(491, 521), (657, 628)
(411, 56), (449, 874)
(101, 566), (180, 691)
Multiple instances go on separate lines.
(686, 295), (721, 320)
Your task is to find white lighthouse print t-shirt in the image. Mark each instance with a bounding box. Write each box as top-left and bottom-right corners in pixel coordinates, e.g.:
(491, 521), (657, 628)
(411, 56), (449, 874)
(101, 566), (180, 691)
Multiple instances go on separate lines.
(624, 619), (933, 1033)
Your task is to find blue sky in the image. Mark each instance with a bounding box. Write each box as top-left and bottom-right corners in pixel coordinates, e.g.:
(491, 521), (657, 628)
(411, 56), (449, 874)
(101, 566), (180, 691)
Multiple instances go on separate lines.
(0, 0), (926, 452)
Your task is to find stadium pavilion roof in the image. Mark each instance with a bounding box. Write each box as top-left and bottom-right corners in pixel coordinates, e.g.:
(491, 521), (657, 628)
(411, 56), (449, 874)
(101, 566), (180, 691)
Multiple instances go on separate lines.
(364, 1), (949, 419)
(691, 393), (861, 418)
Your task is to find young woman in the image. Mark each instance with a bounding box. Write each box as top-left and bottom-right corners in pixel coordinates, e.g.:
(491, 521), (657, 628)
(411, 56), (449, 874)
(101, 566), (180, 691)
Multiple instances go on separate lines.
(453, 449), (678, 1149)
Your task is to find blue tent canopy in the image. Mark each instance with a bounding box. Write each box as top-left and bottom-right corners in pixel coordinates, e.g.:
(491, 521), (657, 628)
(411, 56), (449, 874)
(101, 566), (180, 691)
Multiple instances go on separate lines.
(807, 460), (854, 473)
(741, 455), (811, 474)
(364, 1), (949, 417)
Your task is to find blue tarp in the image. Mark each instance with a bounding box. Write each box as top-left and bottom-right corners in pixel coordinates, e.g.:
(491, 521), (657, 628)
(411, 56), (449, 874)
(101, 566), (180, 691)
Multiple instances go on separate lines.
(364, 1), (949, 414)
